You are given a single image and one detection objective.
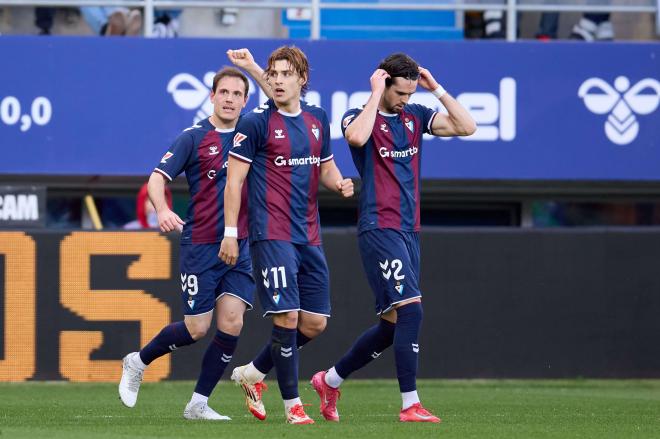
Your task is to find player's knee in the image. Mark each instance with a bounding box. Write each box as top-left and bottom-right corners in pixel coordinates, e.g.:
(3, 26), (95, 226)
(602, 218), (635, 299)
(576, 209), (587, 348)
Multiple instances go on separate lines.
(300, 316), (326, 338)
(218, 310), (244, 334)
(185, 319), (211, 340)
(396, 301), (423, 323)
(273, 311), (298, 329)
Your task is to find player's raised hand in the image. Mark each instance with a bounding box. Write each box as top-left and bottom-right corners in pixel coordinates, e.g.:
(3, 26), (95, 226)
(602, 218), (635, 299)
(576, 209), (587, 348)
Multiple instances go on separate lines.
(370, 69), (390, 96)
(157, 209), (185, 233)
(417, 67), (440, 92)
(227, 48), (255, 69)
(219, 237), (239, 265)
(336, 178), (354, 198)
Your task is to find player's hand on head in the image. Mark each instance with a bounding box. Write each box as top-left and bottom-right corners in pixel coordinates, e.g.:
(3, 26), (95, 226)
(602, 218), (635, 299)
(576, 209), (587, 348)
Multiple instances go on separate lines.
(158, 209), (185, 233)
(417, 67), (439, 92)
(226, 48), (255, 69)
(370, 69), (390, 95)
(219, 237), (239, 266)
(336, 178), (354, 198)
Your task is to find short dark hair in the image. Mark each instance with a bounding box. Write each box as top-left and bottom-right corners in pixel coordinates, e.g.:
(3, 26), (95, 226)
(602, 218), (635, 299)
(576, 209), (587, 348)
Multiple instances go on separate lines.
(378, 53), (419, 87)
(265, 46), (310, 95)
(212, 66), (249, 96)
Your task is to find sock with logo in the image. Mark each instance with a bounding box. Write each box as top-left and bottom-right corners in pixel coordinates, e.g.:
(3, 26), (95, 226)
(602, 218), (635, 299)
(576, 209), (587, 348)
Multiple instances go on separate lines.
(193, 330), (239, 397)
(253, 329), (311, 374)
(139, 321), (196, 365)
(270, 325), (299, 400)
(393, 302), (423, 393)
(333, 319), (395, 382)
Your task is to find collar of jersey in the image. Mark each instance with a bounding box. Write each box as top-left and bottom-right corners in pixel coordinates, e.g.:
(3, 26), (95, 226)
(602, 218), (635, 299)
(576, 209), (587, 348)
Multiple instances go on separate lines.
(378, 110), (398, 117)
(215, 127), (235, 133)
(277, 108), (302, 117)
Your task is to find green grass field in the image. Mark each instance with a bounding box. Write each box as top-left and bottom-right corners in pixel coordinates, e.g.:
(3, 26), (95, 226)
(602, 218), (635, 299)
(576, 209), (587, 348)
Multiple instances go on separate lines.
(2, 380), (659, 438)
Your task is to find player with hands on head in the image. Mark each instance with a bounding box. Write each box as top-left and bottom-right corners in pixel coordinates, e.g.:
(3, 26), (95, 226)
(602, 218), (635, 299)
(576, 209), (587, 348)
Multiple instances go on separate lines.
(310, 53), (475, 423)
(219, 45), (353, 425)
(119, 49), (270, 421)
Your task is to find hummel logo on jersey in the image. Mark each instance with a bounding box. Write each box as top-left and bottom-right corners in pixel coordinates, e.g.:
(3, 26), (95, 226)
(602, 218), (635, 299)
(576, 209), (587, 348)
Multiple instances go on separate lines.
(371, 352), (382, 359)
(274, 129), (285, 139)
(380, 123), (388, 133)
(233, 132), (247, 148)
(379, 260), (391, 280)
(280, 347), (293, 358)
(161, 152), (174, 163)
(405, 118), (414, 133)
(221, 353), (232, 363)
(209, 145), (219, 155)
(311, 124), (320, 141)
(412, 343), (419, 353)
(169, 344), (178, 351)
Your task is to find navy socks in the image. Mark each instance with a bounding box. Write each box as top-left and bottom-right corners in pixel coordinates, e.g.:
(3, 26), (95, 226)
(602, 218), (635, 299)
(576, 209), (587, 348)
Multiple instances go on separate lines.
(270, 325), (299, 400)
(194, 330), (238, 397)
(139, 321), (195, 365)
(335, 319), (395, 379)
(393, 302), (423, 392)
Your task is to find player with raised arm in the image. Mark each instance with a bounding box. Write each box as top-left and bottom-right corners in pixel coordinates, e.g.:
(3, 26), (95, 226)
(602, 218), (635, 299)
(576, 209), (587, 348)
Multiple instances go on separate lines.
(310, 53), (476, 423)
(219, 46), (354, 425)
(118, 49), (271, 420)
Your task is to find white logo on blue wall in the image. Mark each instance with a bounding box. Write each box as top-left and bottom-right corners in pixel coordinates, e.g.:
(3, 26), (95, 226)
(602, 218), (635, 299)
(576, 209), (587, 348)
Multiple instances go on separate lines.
(579, 76), (660, 145)
(167, 72), (261, 124)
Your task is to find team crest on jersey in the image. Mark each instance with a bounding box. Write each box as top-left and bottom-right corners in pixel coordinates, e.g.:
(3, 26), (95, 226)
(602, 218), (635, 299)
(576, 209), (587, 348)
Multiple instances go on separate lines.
(160, 152), (174, 163)
(380, 123), (388, 133)
(233, 132), (247, 148)
(405, 119), (414, 133)
(274, 129), (286, 139)
(272, 291), (280, 304)
(395, 283), (404, 295)
(342, 114), (355, 129)
(209, 145), (219, 155)
(187, 299), (195, 309)
(311, 124), (320, 141)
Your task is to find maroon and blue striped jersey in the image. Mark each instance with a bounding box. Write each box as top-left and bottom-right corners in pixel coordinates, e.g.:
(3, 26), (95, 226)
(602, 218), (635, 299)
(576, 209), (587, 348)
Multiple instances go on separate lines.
(154, 118), (248, 244)
(229, 99), (333, 245)
(342, 104), (436, 233)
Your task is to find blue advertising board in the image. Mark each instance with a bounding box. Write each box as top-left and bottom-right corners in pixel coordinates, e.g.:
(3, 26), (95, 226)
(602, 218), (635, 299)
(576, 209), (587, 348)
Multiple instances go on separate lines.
(0, 37), (659, 180)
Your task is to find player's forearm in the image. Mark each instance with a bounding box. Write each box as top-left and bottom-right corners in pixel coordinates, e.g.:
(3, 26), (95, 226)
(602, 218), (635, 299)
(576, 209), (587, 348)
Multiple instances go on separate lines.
(245, 64), (272, 99)
(436, 94), (477, 137)
(319, 161), (343, 193)
(147, 172), (170, 213)
(344, 94), (380, 147)
(223, 179), (242, 228)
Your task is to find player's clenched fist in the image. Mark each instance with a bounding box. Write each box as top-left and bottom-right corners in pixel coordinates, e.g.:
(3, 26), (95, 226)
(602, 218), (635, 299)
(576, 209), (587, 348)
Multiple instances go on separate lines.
(227, 48), (255, 69)
(157, 209), (185, 233)
(336, 178), (354, 198)
(219, 237), (239, 265)
(370, 69), (390, 96)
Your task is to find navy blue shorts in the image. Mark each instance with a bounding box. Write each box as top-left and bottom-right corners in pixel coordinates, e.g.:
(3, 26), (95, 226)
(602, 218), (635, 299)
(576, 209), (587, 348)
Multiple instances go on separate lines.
(358, 229), (421, 315)
(179, 239), (255, 316)
(250, 240), (330, 317)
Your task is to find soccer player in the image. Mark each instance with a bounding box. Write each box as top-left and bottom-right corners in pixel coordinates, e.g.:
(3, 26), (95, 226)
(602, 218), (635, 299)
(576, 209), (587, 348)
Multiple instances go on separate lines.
(219, 46), (354, 424)
(118, 49), (271, 420)
(310, 53), (476, 423)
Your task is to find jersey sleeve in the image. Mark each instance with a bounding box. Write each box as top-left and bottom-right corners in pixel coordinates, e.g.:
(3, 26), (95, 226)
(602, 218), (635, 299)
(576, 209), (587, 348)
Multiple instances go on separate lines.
(229, 113), (263, 164)
(320, 110), (333, 162)
(410, 103), (437, 134)
(154, 132), (194, 181)
(340, 108), (363, 137)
